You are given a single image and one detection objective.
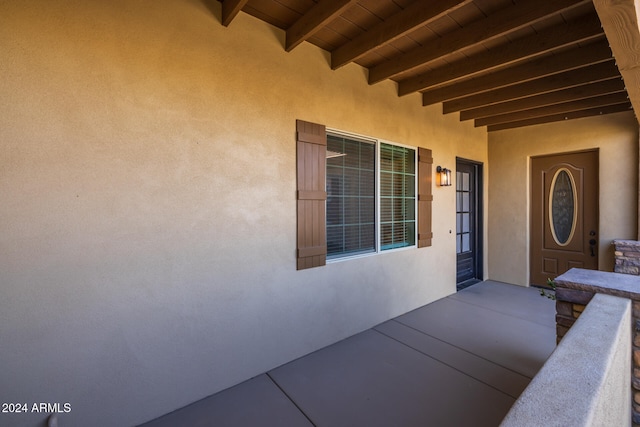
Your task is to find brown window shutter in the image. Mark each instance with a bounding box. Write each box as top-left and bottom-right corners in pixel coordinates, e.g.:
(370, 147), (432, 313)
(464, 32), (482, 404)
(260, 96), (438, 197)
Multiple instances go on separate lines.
(417, 148), (433, 248)
(296, 119), (327, 269)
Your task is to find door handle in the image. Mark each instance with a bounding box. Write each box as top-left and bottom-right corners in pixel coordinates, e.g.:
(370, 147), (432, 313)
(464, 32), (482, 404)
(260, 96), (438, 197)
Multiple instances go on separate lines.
(589, 238), (597, 257)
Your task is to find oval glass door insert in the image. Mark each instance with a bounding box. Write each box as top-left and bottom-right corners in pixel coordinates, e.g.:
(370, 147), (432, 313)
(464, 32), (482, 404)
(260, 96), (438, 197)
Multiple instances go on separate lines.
(549, 168), (577, 246)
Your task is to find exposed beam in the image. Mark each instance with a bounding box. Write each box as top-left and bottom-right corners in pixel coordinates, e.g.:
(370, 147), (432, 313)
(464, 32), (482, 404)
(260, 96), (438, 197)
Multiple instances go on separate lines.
(475, 92), (630, 127)
(443, 61), (621, 113)
(460, 79), (627, 120)
(368, 0), (588, 84)
(593, 0), (640, 123)
(593, 0), (640, 232)
(221, 0), (248, 27)
(330, 0), (473, 69)
(286, 0), (356, 52)
(398, 13), (603, 96)
(487, 103), (633, 131)
(422, 39), (612, 106)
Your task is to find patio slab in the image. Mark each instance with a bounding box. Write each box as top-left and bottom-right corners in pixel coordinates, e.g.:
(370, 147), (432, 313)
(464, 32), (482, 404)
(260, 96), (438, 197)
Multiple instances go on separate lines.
(269, 329), (515, 427)
(395, 294), (555, 378)
(374, 320), (530, 398)
(138, 374), (313, 427)
(140, 281), (557, 427)
(449, 280), (556, 328)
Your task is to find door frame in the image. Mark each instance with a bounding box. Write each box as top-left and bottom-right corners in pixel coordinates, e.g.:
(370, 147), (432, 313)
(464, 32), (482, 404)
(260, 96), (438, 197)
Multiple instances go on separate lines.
(456, 157), (484, 287)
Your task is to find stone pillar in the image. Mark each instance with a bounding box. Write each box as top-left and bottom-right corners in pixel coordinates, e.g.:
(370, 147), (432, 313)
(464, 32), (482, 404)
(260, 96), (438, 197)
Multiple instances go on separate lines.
(614, 240), (640, 275)
(555, 287), (593, 342)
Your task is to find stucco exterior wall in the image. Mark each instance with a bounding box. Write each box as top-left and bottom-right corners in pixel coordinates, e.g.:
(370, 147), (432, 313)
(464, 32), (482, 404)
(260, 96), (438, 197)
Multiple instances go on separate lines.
(0, 1), (487, 426)
(488, 113), (638, 286)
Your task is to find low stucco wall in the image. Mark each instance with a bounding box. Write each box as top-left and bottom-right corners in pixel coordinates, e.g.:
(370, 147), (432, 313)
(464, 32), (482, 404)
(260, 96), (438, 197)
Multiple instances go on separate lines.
(501, 293), (631, 427)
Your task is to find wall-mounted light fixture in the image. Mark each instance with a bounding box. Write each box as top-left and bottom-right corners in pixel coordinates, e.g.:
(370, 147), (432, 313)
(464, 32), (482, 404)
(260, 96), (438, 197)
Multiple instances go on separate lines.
(436, 166), (452, 187)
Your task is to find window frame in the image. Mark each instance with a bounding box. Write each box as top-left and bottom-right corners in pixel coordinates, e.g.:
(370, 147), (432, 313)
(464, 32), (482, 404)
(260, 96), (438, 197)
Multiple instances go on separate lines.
(326, 128), (418, 262)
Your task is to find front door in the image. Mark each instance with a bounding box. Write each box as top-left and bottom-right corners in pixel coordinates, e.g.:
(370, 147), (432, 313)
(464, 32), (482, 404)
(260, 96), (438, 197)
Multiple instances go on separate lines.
(456, 159), (483, 289)
(530, 150), (599, 287)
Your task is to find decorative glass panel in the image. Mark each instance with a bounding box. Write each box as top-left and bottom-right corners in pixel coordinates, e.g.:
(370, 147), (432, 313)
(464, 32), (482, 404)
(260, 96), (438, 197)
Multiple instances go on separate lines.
(456, 168), (473, 254)
(549, 168), (577, 246)
(462, 233), (470, 252)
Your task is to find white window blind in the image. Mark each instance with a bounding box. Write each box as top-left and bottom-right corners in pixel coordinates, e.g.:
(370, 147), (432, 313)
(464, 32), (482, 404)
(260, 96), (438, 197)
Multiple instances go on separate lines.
(326, 134), (376, 259)
(379, 143), (416, 250)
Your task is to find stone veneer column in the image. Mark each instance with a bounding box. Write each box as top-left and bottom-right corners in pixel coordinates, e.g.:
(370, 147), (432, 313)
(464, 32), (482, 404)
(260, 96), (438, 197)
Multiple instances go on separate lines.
(554, 268), (640, 426)
(614, 240), (640, 275)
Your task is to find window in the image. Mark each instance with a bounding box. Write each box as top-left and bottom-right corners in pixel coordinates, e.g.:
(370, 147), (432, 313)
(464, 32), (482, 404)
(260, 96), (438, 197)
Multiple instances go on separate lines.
(456, 170), (472, 254)
(379, 143), (416, 250)
(326, 131), (417, 260)
(296, 119), (431, 270)
(326, 134), (376, 259)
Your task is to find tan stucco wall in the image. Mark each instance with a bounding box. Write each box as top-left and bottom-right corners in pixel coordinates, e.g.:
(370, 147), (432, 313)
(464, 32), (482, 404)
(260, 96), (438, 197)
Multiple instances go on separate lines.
(488, 112), (638, 286)
(0, 1), (487, 426)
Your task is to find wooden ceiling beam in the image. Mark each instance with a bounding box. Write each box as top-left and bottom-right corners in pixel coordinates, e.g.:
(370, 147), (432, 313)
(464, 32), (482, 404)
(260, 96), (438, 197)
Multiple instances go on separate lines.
(368, 0), (588, 84)
(460, 79), (627, 120)
(443, 61), (621, 113)
(398, 13), (604, 96)
(221, 0), (248, 27)
(231, 0), (634, 131)
(330, 0), (473, 69)
(475, 92), (630, 126)
(286, 0), (356, 52)
(422, 39), (612, 106)
(487, 103), (633, 131)
(593, 0), (640, 124)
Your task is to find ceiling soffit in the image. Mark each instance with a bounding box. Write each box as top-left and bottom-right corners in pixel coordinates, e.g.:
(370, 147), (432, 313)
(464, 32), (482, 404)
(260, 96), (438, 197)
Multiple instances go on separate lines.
(219, 0), (636, 131)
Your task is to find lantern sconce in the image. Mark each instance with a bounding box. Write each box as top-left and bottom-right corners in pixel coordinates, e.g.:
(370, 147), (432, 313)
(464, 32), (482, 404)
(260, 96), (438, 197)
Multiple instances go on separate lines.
(436, 166), (452, 187)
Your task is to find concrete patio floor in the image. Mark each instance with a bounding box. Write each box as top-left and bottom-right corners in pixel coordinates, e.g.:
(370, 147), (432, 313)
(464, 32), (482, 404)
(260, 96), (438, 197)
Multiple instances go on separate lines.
(141, 280), (557, 427)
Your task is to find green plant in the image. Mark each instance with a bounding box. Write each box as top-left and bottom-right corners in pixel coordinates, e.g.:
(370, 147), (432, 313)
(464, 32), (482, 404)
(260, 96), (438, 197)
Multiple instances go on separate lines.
(539, 278), (557, 300)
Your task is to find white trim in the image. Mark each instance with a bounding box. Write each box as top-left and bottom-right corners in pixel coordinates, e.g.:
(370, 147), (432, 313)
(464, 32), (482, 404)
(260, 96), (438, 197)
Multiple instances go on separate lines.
(326, 251), (377, 264)
(326, 128), (377, 145)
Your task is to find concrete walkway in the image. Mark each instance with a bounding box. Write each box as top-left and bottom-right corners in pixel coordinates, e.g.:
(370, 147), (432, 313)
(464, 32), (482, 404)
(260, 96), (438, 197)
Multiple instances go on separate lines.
(141, 281), (557, 427)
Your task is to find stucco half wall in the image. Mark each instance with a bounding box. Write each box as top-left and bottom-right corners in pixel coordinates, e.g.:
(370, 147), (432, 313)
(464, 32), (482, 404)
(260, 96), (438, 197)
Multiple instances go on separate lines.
(0, 1), (487, 426)
(488, 112), (639, 286)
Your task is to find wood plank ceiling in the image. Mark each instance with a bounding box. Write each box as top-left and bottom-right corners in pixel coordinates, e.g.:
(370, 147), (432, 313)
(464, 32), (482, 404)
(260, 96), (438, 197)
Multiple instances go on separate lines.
(218, 0), (634, 131)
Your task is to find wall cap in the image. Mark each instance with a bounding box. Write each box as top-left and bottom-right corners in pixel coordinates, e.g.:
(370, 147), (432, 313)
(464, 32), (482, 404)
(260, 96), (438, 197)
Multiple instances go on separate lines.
(555, 268), (640, 301)
(500, 293), (631, 427)
(613, 240), (640, 247)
